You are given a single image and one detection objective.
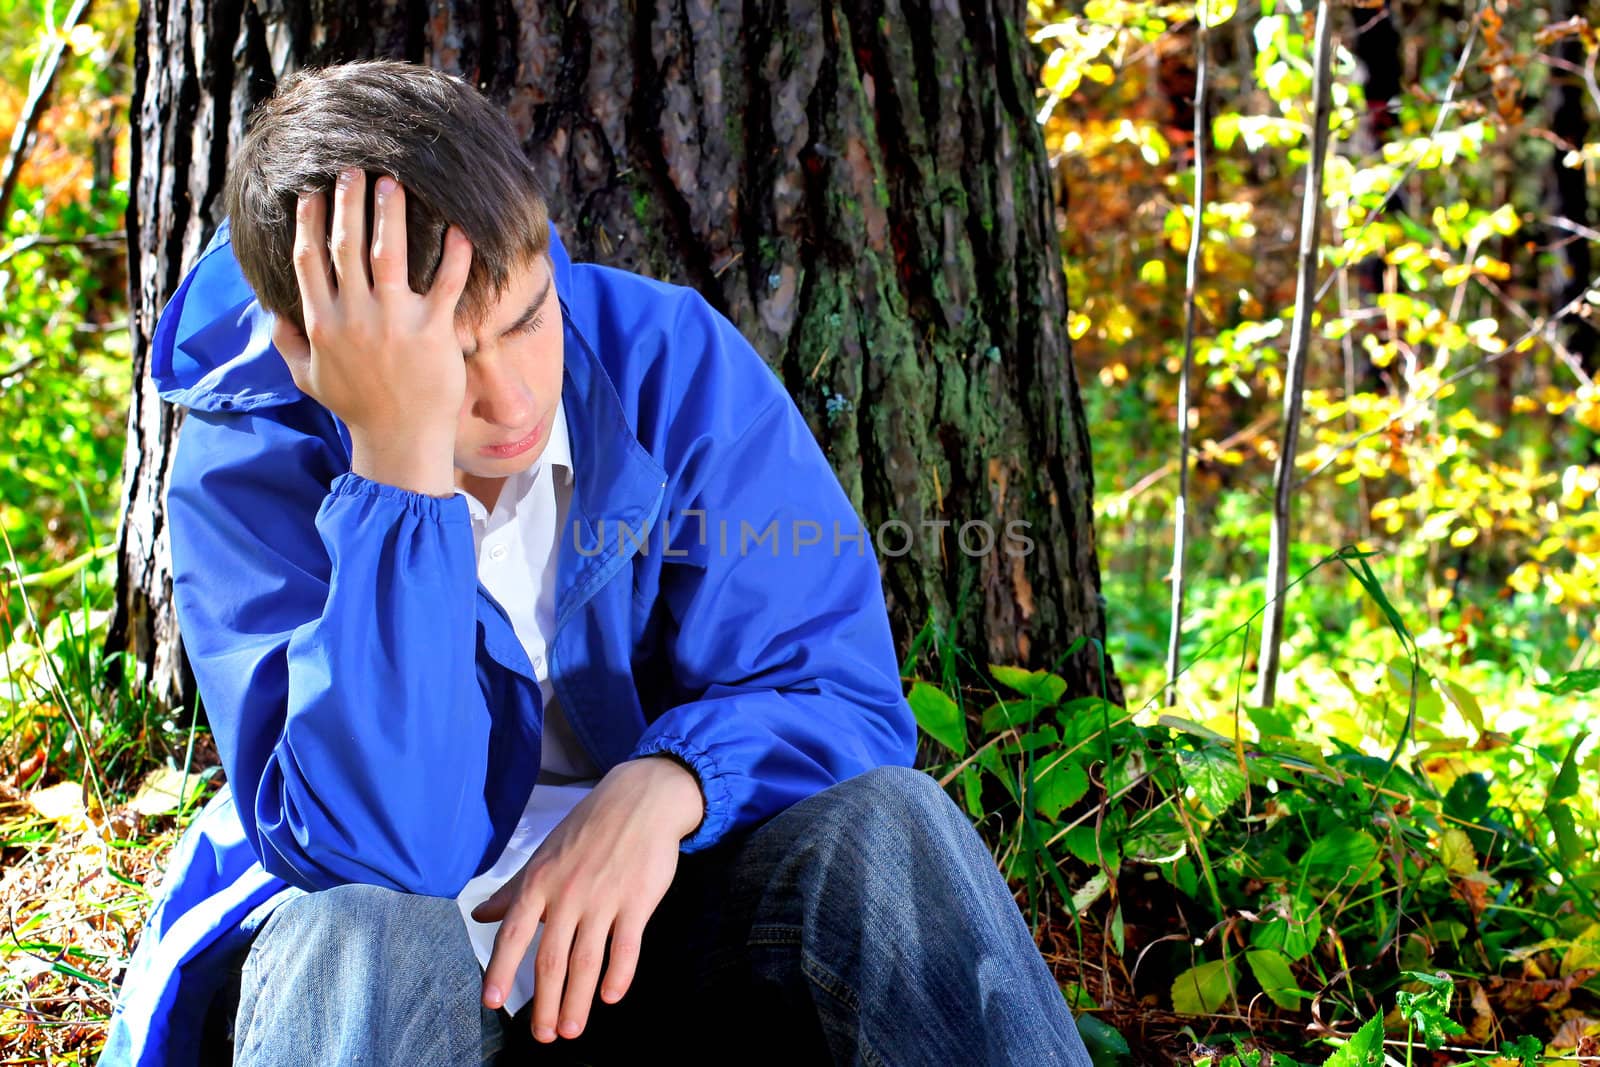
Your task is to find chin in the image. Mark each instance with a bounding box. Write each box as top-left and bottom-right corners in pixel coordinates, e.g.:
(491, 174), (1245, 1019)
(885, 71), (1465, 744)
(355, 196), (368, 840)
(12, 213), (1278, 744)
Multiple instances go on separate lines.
(462, 448), (543, 480)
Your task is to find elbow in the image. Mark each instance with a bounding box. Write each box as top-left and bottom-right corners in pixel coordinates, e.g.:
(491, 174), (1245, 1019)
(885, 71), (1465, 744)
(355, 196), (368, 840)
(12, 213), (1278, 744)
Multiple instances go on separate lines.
(250, 771), (486, 898)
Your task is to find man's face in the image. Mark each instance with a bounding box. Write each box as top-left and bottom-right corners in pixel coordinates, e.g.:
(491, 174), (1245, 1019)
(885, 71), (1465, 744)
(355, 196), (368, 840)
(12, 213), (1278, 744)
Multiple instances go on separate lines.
(451, 251), (564, 484)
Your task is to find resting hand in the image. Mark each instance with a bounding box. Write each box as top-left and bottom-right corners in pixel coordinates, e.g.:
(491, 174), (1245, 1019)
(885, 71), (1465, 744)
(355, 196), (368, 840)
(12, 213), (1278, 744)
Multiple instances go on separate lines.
(470, 755), (705, 1043)
(270, 168), (472, 496)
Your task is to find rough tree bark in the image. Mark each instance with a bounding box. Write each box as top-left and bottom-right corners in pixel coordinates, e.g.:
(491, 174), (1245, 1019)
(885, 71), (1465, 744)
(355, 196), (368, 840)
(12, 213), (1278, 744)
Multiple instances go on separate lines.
(113, 0), (1120, 715)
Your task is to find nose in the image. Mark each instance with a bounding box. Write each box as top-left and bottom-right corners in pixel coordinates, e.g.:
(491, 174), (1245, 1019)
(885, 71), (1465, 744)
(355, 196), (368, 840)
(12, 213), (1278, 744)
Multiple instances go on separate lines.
(470, 353), (537, 429)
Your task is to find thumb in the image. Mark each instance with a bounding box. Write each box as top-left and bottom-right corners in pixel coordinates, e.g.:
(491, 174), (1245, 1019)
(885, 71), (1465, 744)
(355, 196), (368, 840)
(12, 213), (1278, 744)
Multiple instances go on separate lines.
(470, 873), (520, 924)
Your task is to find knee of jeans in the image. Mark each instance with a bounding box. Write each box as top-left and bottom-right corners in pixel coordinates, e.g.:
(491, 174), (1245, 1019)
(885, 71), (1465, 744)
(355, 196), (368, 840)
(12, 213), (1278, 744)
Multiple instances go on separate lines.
(836, 765), (966, 844)
(252, 882), (473, 981)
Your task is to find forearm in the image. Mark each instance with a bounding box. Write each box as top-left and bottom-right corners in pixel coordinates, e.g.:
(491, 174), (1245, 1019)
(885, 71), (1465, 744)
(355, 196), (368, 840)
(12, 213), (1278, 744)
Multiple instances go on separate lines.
(172, 428), (542, 895)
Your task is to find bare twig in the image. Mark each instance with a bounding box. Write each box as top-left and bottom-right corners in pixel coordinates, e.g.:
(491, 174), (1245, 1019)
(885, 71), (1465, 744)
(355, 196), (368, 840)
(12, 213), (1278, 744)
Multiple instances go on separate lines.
(1109, 412), (1278, 507)
(0, 0), (96, 232)
(1257, 0), (1336, 709)
(1295, 272), (1600, 488)
(1476, 273), (1595, 388)
(1166, 2), (1211, 709)
(0, 231), (127, 268)
(1311, 2), (1481, 309)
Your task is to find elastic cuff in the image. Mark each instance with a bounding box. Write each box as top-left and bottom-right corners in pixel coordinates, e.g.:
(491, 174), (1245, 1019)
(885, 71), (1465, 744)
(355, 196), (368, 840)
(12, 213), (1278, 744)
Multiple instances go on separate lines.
(628, 734), (730, 852)
(328, 472), (471, 524)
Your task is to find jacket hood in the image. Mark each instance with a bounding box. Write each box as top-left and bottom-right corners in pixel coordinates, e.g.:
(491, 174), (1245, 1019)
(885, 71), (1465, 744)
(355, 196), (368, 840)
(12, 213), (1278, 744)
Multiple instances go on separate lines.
(151, 217), (577, 413)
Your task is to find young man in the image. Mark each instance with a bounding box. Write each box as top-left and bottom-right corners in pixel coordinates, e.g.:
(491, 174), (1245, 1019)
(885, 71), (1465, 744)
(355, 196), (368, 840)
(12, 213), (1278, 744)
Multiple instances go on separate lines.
(102, 60), (1093, 1066)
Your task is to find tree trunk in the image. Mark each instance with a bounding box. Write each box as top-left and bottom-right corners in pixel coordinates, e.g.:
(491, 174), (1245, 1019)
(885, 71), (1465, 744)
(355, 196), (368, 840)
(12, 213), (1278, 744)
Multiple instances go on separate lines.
(114, 0), (1120, 712)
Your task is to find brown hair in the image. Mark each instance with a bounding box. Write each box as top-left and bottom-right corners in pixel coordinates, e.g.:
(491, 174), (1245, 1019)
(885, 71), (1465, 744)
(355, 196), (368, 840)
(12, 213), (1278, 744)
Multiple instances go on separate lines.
(222, 59), (549, 333)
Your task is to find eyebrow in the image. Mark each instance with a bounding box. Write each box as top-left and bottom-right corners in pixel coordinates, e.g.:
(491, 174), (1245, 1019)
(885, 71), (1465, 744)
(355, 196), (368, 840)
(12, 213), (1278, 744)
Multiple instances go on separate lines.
(462, 275), (553, 357)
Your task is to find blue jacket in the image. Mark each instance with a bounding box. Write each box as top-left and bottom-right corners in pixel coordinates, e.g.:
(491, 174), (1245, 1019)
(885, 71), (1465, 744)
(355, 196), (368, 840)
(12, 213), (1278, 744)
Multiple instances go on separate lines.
(101, 219), (917, 1066)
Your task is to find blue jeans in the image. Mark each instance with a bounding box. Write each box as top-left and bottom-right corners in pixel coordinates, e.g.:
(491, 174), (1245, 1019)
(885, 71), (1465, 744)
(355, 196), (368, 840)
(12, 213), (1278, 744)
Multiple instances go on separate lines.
(213, 765), (1093, 1065)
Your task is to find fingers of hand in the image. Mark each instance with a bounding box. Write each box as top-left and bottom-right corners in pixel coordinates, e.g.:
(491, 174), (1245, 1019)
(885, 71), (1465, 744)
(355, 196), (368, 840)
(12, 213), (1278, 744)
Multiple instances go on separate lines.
(555, 920), (610, 1040)
(426, 224), (474, 317)
(291, 192), (332, 315)
(482, 890), (544, 1012)
(472, 871), (518, 925)
(370, 175), (408, 293)
(329, 168), (371, 291)
(530, 908), (578, 1043)
(600, 911), (644, 1006)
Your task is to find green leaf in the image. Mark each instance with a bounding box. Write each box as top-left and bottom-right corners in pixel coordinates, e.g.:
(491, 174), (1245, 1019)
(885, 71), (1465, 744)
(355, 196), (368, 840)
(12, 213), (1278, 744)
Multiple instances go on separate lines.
(958, 765), (983, 820)
(908, 682), (965, 756)
(1548, 733), (1587, 802)
(1438, 828), (1477, 875)
(1442, 772), (1489, 822)
(1072, 870), (1111, 913)
(1438, 677), (1486, 734)
(1061, 823), (1121, 873)
(1072, 1014), (1131, 1065)
(1302, 828), (1381, 887)
(1395, 971), (1466, 1051)
(1548, 803), (1584, 865)
(1536, 669), (1600, 697)
(1245, 949), (1302, 1010)
(1500, 1035), (1544, 1067)
(1181, 746), (1248, 815)
(990, 664), (1068, 704)
(1321, 1015), (1385, 1067)
(1157, 713), (1233, 744)
(1171, 958), (1237, 1015)
(982, 697), (1052, 734)
(1058, 698), (1118, 750)
(1250, 890), (1322, 961)
(1032, 757), (1091, 820)
(1061, 983), (1100, 1011)
(1559, 922), (1600, 978)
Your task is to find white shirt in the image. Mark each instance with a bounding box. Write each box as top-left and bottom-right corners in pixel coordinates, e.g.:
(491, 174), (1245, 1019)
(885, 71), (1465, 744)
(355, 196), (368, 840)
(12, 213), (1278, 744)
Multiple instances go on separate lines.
(452, 398), (599, 1015)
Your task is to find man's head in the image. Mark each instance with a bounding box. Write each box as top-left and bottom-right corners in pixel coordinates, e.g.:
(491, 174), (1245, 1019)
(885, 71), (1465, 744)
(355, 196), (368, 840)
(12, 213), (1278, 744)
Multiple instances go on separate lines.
(224, 59), (549, 337)
(225, 60), (564, 488)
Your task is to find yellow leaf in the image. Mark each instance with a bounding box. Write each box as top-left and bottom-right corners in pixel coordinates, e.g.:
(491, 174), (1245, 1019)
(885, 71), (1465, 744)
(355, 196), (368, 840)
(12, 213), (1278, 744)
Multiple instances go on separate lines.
(1440, 828), (1477, 874)
(1441, 263), (1473, 286)
(1507, 562), (1541, 594)
(1488, 203), (1521, 236)
(1449, 526), (1479, 547)
(1560, 923), (1600, 977)
(28, 781), (87, 823)
(1473, 255), (1512, 280)
(1068, 313), (1091, 341)
(1197, 0), (1238, 28)
(130, 765), (192, 817)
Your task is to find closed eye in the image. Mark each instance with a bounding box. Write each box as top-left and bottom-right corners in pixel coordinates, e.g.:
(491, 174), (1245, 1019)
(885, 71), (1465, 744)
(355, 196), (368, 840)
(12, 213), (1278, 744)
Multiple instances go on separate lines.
(509, 311), (546, 337)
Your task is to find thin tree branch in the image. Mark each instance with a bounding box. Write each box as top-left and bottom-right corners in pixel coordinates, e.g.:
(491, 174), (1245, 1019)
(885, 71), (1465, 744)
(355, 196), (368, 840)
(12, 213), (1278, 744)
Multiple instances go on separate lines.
(1311, 2), (1481, 309)
(1294, 272), (1600, 489)
(1166, 2), (1210, 709)
(1257, 0), (1336, 709)
(0, 231), (127, 267)
(0, 0), (96, 233)
(1109, 412), (1278, 508)
(1476, 273), (1595, 388)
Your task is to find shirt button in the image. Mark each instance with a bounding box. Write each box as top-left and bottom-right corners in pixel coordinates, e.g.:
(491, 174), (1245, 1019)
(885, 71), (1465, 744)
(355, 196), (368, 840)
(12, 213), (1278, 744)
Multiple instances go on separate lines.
(489, 543), (509, 562)
(532, 655), (545, 673)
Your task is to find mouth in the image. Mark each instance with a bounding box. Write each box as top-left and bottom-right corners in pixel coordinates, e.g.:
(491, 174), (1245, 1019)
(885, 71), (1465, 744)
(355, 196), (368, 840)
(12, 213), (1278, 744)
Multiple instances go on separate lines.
(480, 417), (546, 460)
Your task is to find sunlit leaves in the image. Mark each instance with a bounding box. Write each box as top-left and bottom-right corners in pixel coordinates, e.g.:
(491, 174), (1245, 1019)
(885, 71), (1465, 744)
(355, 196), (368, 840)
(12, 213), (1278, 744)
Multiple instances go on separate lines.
(908, 682), (966, 756)
(1171, 957), (1237, 1014)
